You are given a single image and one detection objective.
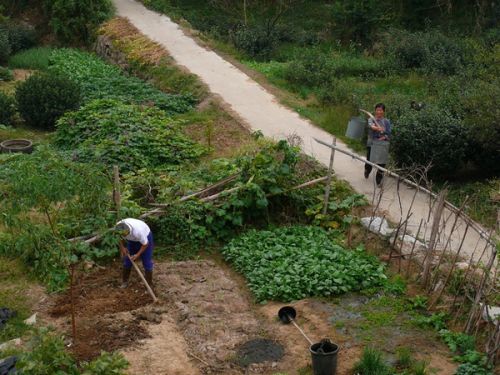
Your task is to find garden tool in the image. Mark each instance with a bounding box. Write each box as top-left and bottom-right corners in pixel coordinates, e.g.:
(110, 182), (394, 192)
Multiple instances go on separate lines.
(127, 254), (158, 303)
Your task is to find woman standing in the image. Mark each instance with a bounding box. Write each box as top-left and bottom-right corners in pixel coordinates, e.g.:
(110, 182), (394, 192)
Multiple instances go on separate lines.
(364, 103), (391, 185)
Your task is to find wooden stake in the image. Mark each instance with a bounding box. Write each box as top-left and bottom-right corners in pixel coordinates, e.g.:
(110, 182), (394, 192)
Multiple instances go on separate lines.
(322, 137), (336, 215)
(423, 189), (447, 287)
(113, 165), (121, 220)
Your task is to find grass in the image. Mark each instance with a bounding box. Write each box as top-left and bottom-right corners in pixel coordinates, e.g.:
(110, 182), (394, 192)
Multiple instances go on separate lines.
(0, 125), (52, 144)
(353, 347), (392, 375)
(8, 47), (54, 70)
(0, 257), (37, 345)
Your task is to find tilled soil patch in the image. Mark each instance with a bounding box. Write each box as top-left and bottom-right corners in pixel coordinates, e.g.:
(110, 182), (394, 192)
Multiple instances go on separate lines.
(43, 264), (152, 361)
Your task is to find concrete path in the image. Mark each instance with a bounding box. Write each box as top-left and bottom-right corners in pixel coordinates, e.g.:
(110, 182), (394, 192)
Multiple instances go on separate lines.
(113, 0), (493, 263)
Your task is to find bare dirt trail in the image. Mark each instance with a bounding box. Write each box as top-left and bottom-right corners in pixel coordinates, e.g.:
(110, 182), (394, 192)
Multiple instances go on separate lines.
(112, 0), (490, 270)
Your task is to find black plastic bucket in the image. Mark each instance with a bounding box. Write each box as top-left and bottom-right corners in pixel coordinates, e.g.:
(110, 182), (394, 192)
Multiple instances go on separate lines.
(310, 340), (339, 375)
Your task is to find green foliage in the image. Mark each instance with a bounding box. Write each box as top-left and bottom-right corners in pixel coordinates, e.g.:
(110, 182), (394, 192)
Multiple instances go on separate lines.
(81, 352), (128, 375)
(305, 181), (367, 230)
(439, 330), (476, 355)
(382, 29), (470, 75)
(407, 295), (428, 310)
(0, 65), (13, 81)
(0, 91), (15, 125)
(49, 49), (196, 114)
(8, 47), (53, 70)
(153, 140), (314, 249)
(285, 49), (388, 88)
(353, 346), (392, 375)
(16, 328), (128, 375)
(0, 148), (112, 289)
(330, 0), (394, 45)
(455, 363), (492, 375)
(17, 328), (79, 374)
(15, 72), (81, 129)
(44, 0), (113, 45)
(0, 24), (11, 62)
(382, 275), (407, 296)
(55, 99), (204, 172)
(414, 312), (448, 331)
(231, 25), (278, 60)
(4, 21), (37, 53)
(391, 106), (468, 177)
(222, 225), (386, 302)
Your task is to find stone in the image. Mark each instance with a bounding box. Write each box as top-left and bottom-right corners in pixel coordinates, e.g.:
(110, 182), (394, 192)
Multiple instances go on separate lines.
(24, 313), (37, 326)
(361, 217), (394, 237)
(391, 234), (427, 256)
(0, 338), (22, 351)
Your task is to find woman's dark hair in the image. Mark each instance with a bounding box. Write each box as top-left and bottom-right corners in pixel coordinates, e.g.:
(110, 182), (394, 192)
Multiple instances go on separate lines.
(375, 103), (385, 111)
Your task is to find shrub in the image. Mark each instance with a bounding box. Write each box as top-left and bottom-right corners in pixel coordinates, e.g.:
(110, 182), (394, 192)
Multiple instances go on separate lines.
(0, 25), (11, 63)
(6, 22), (37, 53)
(316, 78), (356, 106)
(44, 0), (114, 45)
(0, 92), (15, 125)
(0, 66), (13, 81)
(15, 72), (81, 129)
(391, 106), (468, 177)
(55, 99), (204, 171)
(222, 226), (386, 302)
(382, 29), (470, 74)
(231, 25), (278, 60)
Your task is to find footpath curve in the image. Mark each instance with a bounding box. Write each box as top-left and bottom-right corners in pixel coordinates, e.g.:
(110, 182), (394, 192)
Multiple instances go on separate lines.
(113, 0), (492, 263)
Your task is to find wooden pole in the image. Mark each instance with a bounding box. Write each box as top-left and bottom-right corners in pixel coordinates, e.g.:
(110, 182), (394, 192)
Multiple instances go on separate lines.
(70, 263), (76, 343)
(422, 189), (447, 287)
(113, 166), (121, 219)
(322, 137), (336, 215)
(128, 254), (158, 303)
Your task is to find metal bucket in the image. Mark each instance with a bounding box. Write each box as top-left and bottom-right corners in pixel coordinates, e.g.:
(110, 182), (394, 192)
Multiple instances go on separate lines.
(369, 140), (390, 164)
(345, 117), (365, 140)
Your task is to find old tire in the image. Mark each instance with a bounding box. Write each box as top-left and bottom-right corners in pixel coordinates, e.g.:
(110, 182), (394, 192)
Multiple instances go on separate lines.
(0, 139), (33, 154)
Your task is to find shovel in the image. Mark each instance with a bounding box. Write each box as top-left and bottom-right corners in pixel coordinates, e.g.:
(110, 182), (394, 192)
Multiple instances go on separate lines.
(127, 254), (158, 303)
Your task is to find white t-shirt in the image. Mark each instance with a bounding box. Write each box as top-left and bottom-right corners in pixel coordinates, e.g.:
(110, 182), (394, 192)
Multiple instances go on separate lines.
(118, 218), (151, 245)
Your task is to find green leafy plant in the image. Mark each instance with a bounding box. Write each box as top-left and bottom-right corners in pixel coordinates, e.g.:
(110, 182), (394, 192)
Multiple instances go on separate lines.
(15, 72), (81, 129)
(49, 49), (196, 114)
(0, 92), (15, 125)
(383, 274), (407, 296)
(81, 352), (128, 375)
(55, 99), (204, 172)
(5, 21), (37, 53)
(222, 225), (386, 301)
(455, 363), (493, 375)
(0, 66), (13, 81)
(16, 328), (129, 374)
(439, 330), (476, 355)
(414, 312), (448, 331)
(407, 295), (428, 310)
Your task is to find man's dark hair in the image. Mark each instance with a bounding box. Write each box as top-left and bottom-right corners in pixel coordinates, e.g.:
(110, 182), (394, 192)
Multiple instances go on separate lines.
(375, 103), (385, 111)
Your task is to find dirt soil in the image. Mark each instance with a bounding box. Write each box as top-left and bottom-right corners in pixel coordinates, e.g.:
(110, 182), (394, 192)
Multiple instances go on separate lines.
(40, 265), (151, 361)
(36, 257), (459, 375)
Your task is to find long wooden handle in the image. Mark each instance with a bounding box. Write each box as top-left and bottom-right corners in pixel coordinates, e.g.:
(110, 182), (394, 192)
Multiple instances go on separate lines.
(127, 254), (158, 303)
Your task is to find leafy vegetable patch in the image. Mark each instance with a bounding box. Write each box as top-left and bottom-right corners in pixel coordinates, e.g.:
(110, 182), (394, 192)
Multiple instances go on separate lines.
(49, 48), (195, 114)
(55, 99), (204, 171)
(222, 226), (386, 302)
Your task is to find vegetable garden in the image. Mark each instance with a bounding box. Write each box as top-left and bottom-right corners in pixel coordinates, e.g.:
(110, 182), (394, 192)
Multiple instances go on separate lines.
(0, 1), (498, 375)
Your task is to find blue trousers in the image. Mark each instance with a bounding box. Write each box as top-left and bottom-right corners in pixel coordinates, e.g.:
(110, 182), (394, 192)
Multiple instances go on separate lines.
(123, 232), (154, 271)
